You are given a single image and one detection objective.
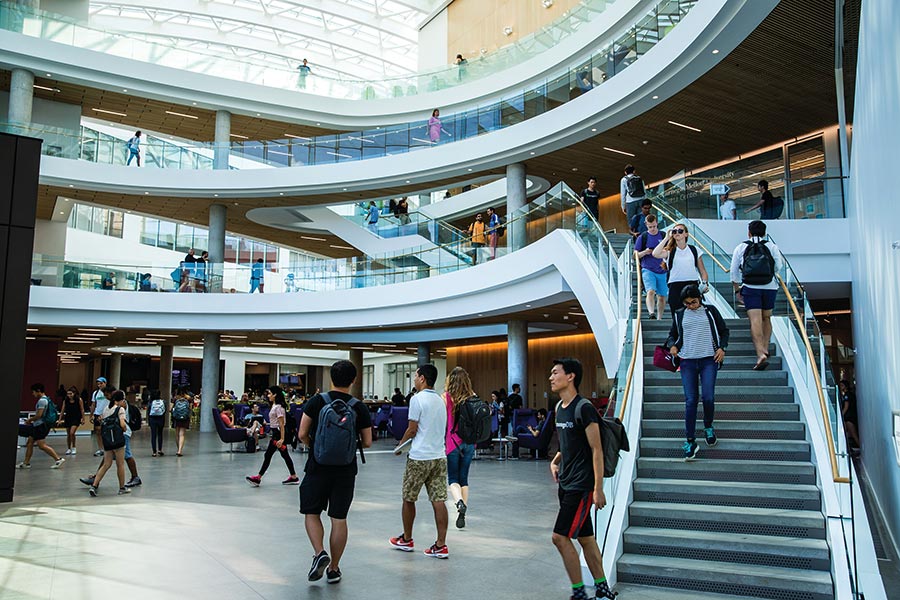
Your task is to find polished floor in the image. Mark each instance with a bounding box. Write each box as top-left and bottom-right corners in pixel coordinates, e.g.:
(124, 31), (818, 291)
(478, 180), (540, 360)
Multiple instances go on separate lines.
(4, 431), (749, 600)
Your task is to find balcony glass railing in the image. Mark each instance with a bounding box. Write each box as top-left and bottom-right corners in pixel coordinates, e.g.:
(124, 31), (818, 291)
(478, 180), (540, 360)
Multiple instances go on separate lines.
(1, 1), (625, 101)
(31, 182), (619, 302)
(1, 0), (698, 170)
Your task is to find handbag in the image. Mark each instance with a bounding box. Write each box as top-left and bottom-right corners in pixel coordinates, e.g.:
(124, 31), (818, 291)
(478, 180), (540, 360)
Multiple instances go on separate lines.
(653, 345), (680, 372)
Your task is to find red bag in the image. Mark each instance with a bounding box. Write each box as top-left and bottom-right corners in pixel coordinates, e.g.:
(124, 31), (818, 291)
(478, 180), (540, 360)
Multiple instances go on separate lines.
(653, 345), (680, 372)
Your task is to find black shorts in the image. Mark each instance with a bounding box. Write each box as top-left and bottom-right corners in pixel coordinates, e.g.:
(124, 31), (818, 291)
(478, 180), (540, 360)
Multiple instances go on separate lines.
(20, 422), (49, 441)
(299, 471), (356, 519)
(553, 488), (594, 539)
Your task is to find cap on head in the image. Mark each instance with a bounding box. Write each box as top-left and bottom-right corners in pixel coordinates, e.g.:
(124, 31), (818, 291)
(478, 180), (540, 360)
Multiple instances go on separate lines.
(97, 377), (107, 383)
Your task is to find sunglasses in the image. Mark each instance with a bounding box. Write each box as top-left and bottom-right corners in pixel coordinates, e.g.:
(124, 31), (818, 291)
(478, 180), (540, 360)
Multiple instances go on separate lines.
(672, 229), (686, 234)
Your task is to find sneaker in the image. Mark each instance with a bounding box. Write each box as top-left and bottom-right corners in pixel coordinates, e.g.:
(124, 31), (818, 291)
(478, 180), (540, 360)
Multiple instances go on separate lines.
(282, 475), (300, 485)
(704, 427), (718, 447)
(124, 476), (142, 488)
(15, 462), (30, 469)
(88, 486), (97, 497)
(455, 500), (467, 529)
(389, 534), (414, 552)
(683, 440), (699, 461)
(326, 567), (342, 584)
(64, 449), (72, 455)
(93, 450), (104, 457)
(152, 452), (158, 457)
(51, 458), (65, 469)
(71, 448), (76, 455)
(117, 487), (131, 495)
(595, 580), (619, 599)
(245, 475), (261, 487)
(424, 543), (449, 559)
(307, 550), (330, 581)
(157, 451), (165, 456)
(79, 476), (95, 486)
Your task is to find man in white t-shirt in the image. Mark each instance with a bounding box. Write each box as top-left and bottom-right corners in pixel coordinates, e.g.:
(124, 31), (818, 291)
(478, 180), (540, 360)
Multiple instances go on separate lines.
(389, 364), (450, 559)
(719, 193), (737, 220)
(91, 377), (108, 456)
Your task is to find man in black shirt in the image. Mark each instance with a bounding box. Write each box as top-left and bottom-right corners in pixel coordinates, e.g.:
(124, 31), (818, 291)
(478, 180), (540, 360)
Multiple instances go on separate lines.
(507, 383), (524, 412)
(548, 358), (616, 600)
(298, 360), (373, 585)
(580, 177), (601, 223)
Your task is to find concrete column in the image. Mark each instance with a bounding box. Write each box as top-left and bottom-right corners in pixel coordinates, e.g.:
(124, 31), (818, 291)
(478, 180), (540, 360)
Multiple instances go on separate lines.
(268, 363), (279, 388)
(417, 343), (431, 366)
(507, 163), (527, 251)
(214, 110), (231, 170)
(349, 349), (363, 398)
(507, 320), (528, 406)
(200, 333), (221, 433)
(208, 203), (226, 293)
(108, 353), (122, 390)
(159, 345), (174, 403)
(8, 69), (34, 125)
(223, 357), (245, 397)
(418, 193), (431, 207)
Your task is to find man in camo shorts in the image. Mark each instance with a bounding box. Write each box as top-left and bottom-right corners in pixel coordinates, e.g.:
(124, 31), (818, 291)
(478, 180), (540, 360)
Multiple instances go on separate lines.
(389, 364), (450, 559)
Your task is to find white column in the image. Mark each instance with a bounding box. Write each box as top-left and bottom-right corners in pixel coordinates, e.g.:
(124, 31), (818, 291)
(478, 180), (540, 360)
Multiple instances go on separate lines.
(8, 68), (34, 125)
(108, 353), (122, 390)
(200, 333), (221, 433)
(159, 345), (174, 404)
(214, 110), (231, 170)
(507, 320), (528, 405)
(208, 204), (226, 293)
(223, 357), (246, 397)
(507, 163), (527, 251)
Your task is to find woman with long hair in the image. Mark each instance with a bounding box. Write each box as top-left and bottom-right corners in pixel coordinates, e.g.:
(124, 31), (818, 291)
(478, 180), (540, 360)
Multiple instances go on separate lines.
(652, 222), (710, 317)
(61, 386), (84, 455)
(246, 386), (299, 486)
(428, 108), (442, 144)
(89, 390), (130, 496)
(444, 367), (477, 528)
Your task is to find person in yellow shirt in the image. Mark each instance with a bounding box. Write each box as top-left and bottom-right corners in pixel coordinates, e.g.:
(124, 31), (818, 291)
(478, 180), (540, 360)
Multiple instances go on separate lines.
(467, 213), (487, 264)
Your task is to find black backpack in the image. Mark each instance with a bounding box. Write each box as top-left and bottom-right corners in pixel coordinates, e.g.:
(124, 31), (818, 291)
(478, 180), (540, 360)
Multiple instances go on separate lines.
(313, 393), (364, 466)
(454, 396), (492, 444)
(127, 403), (142, 431)
(283, 408), (298, 449)
(101, 407), (126, 450)
(665, 244), (699, 282)
(568, 398), (630, 478)
(625, 175), (645, 198)
(741, 240), (776, 285)
(762, 196), (784, 219)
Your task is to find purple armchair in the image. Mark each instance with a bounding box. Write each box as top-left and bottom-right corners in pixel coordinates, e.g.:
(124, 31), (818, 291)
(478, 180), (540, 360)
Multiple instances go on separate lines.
(514, 410), (555, 459)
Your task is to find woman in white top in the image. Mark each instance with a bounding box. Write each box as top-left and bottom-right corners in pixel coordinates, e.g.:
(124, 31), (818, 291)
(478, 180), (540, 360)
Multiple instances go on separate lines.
(652, 223), (710, 317)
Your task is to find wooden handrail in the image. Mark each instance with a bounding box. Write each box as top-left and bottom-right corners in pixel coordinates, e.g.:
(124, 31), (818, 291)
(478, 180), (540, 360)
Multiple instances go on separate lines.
(617, 249), (642, 421)
(778, 275), (850, 484)
(652, 204), (731, 274)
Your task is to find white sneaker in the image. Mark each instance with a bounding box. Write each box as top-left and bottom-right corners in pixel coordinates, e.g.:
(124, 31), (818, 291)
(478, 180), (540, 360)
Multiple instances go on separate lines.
(51, 458), (66, 469)
(71, 448), (77, 455)
(16, 462), (30, 469)
(93, 450), (103, 457)
(64, 449), (72, 455)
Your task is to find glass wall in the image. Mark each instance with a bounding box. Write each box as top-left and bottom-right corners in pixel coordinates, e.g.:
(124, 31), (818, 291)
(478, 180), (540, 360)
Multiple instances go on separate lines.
(67, 204), (124, 238)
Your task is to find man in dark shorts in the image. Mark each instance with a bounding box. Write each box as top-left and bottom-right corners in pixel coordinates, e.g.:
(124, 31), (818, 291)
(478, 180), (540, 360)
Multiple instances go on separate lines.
(17, 383), (65, 469)
(298, 360), (372, 585)
(549, 359), (616, 600)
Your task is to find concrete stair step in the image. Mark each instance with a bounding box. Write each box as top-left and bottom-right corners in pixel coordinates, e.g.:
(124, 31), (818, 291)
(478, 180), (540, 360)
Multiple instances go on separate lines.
(623, 527), (830, 571)
(644, 386), (794, 402)
(612, 583), (770, 600)
(643, 356), (783, 371)
(616, 555), (834, 600)
(628, 502), (826, 539)
(641, 419), (806, 440)
(642, 329), (757, 342)
(639, 438), (810, 462)
(643, 402), (799, 420)
(632, 478), (821, 511)
(643, 370), (788, 386)
(642, 342), (776, 355)
(637, 457), (816, 485)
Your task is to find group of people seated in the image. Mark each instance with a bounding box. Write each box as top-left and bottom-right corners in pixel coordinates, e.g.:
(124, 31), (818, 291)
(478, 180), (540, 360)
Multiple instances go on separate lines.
(218, 402), (267, 450)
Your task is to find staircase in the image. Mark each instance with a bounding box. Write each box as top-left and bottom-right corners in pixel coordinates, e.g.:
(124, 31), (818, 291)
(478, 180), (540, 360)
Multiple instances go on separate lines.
(616, 317), (834, 599)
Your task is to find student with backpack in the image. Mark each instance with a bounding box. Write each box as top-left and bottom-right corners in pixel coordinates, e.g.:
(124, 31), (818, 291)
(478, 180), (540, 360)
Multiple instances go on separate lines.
(88, 390), (130, 496)
(17, 383), (66, 469)
(620, 164), (646, 223)
(745, 179), (784, 219)
(652, 222), (710, 317)
(78, 387), (142, 490)
(548, 359), (616, 600)
(171, 388), (192, 456)
(444, 366), (488, 529)
(486, 207), (503, 261)
(147, 390), (167, 456)
(246, 387), (299, 487)
(634, 214), (667, 319)
(729, 220), (783, 370)
(297, 360), (373, 585)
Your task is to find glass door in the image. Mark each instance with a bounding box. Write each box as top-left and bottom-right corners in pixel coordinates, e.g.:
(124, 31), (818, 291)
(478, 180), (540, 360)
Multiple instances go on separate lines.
(786, 136), (827, 219)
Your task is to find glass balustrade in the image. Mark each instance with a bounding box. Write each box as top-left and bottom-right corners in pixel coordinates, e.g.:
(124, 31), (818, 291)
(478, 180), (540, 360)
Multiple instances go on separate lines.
(1, 1), (632, 101)
(1, 0), (698, 170)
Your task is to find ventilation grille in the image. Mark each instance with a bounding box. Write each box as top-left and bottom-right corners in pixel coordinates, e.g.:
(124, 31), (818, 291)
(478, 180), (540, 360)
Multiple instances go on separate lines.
(644, 410), (798, 420)
(618, 573), (831, 600)
(641, 427), (804, 440)
(642, 448), (810, 462)
(640, 491), (819, 511)
(638, 469), (815, 485)
(631, 516), (823, 539)
(627, 543), (826, 571)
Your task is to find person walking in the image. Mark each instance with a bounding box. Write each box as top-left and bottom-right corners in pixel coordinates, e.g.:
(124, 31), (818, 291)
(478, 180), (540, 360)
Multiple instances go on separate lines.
(467, 213), (487, 265)
(147, 390), (166, 457)
(547, 358), (615, 600)
(666, 285), (730, 461)
(455, 54), (467, 81)
(171, 388), (192, 456)
(486, 207), (501, 260)
(195, 251), (209, 293)
(297, 58), (311, 89)
(652, 222), (710, 317)
(629, 199), (653, 237)
(729, 220), (783, 370)
(126, 130), (142, 167)
(745, 179), (783, 219)
(719, 192), (737, 220)
(620, 164), (646, 224)
(60, 386), (84, 455)
(246, 386), (300, 487)
(428, 109), (443, 144)
(390, 364), (450, 558)
(298, 360), (373, 584)
(444, 367), (477, 529)
(634, 215), (667, 319)
(365, 201), (380, 234)
(88, 391), (130, 496)
(249, 257), (265, 293)
(17, 383), (66, 469)
(90, 376), (109, 456)
(580, 177), (601, 223)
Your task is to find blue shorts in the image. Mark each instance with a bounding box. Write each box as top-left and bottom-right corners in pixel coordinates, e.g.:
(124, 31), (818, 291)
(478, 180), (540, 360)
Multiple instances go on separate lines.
(124, 435), (133, 460)
(742, 286), (777, 311)
(642, 269), (668, 297)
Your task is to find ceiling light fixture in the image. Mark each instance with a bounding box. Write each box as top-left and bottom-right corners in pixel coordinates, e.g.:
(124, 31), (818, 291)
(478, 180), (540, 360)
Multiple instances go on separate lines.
(165, 110), (199, 119)
(503, 26), (514, 36)
(91, 108), (127, 117)
(301, 235), (326, 242)
(311, 342), (338, 347)
(33, 84), (60, 92)
(542, 0), (554, 7)
(330, 244), (354, 250)
(652, 95), (659, 100)
(712, 49), (720, 54)
(230, 133), (249, 139)
(603, 146), (636, 157)
(668, 120), (702, 132)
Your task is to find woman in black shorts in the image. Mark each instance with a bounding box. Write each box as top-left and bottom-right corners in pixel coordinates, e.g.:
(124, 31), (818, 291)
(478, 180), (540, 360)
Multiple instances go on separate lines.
(61, 386), (85, 455)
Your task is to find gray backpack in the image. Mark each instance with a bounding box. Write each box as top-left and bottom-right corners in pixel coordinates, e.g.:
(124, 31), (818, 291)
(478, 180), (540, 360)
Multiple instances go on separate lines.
(313, 393), (362, 466)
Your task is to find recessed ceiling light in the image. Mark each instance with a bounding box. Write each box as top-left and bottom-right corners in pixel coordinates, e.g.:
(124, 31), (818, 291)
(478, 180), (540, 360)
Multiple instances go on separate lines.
(530, 152), (535, 155)
(284, 133), (311, 140)
(405, 180), (410, 184)
(279, 192), (284, 196)
(193, 102), (197, 105)
(68, 184), (74, 188)
(45, 73), (52, 77)
(316, 123), (321, 126)
(301, 235), (326, 241)
(91, 108), (127, 117)
(603, 146), (636, 157)
(122, 89), (128, 92)
(467, 168), (473, 171)
(33, 84), (60, 92)
(591, 128), (597, 132)
(165, 110), (198, 119)
(652, 95), (659, 100)
(330, 244), (354, 250)
(343, 188), (347, 191)
(668, 120), (702, 133)
(144, 191), (149, 195)
(214, 194), (219, 197)
(230, 133), (249, 139)
(59, 211), (64, 215)
(712, 49), (720, 54)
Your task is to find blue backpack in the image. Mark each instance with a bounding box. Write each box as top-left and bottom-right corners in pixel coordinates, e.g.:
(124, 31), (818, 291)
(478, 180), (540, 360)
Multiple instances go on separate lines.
(313, 393), (363, 466)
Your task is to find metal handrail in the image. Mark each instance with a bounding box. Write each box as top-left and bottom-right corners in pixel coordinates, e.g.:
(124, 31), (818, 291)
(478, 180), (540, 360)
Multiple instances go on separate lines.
(617, 248), (642, 421)
(777, 274), (850, 484)
(652, 202), (731, 274)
